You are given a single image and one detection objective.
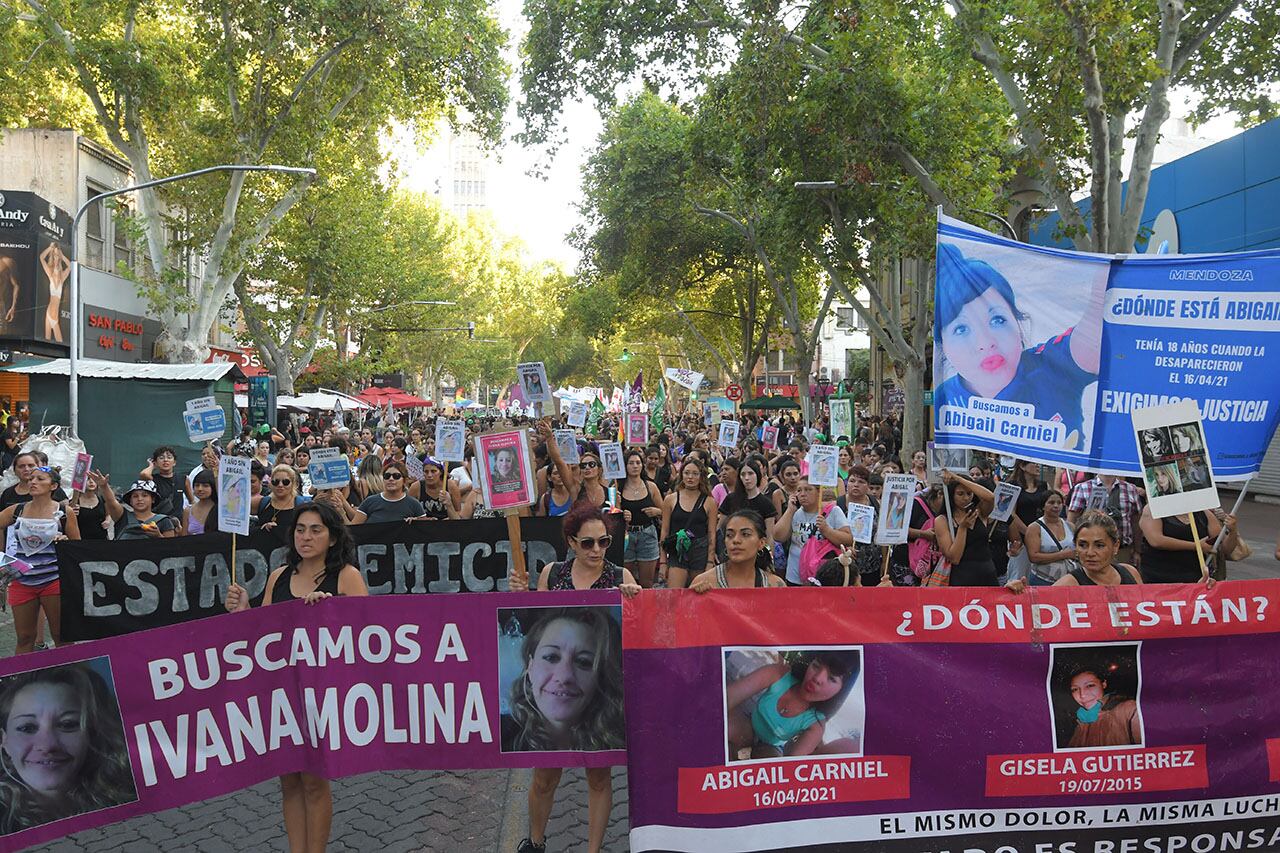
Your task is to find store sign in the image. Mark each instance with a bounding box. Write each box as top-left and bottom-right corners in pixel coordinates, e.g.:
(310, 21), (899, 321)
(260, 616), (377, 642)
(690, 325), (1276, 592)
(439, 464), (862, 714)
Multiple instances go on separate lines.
(82, 304), (161, 363)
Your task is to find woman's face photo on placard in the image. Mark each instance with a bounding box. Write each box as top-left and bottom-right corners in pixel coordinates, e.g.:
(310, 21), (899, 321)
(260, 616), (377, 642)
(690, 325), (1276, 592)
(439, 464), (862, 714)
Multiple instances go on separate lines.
(1048, 643), (1144, 752)
(1139, 427), (1173, 466)
(1170, 423), (1203, 455)
(497, 606), (625, 753)
(0, 657), (138, 835)
(723, 647), (865, 763)
(1145, 462), (1182, 498)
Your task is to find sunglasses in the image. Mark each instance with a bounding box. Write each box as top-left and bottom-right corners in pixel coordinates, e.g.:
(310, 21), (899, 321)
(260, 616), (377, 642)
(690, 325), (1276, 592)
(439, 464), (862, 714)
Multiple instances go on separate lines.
(573, 535), (613, 551)
(271, 478), (293, 486)
(384, 472), (404, 481)
(580, 461), (599, 469)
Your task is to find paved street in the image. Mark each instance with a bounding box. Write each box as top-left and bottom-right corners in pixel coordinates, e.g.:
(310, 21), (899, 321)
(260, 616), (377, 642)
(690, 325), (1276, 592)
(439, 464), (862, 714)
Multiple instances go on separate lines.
(5, 487), (1275, 852)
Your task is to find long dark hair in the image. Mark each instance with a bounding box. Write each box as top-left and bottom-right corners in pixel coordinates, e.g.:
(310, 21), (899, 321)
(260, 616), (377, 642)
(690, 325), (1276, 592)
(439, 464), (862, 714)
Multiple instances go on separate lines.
(192, 469), (219, 533)
(285, 501), (356, 582)
(789, 649), (861, 717)
(724, 459), (764, 514)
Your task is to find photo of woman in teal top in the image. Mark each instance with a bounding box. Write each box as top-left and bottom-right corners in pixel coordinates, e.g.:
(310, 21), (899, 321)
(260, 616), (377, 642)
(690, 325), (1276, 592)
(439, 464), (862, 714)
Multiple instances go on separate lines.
(724, 649), (862, 761)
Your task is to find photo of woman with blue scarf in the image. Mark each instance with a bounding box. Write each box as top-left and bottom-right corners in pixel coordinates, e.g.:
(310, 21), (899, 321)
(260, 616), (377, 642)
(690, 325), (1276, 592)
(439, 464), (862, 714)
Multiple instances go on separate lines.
(1050, 644), (1144, 750)
(933, 241), (1107, 451)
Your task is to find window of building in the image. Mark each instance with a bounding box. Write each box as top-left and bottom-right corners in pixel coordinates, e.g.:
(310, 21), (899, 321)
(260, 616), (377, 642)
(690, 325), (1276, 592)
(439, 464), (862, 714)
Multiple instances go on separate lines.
(835, 306), (866, 331)
(113, 205), (132, 272)
(85, 184), (106, 270)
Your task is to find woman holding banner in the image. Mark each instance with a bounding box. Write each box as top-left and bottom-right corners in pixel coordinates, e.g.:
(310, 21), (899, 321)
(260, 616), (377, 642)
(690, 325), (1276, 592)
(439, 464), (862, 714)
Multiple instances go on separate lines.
(934, 472), (999, 586)
(1138, 504), (1236, 584)
(1008, 510), (1141, 590)
(225, 501), (367, 853)
(0, 466), (79, 653)
(507, 505), (638, 853)
(692, 510), (785, 589)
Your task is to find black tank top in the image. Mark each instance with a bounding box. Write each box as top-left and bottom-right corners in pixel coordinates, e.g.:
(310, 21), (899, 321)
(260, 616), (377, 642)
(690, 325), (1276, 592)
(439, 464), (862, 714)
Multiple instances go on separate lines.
(1068, 564), (1139, 586)
(1140, 512), (1208, 584)
(271, 565), (342, 603)
(670, 491), (709, 539)
(620, 484), (657, 528)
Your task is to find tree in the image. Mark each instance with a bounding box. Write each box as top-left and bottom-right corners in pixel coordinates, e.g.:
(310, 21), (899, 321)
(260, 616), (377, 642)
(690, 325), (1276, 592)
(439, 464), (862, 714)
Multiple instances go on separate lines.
(947, 0), (1280, 252)
(16, 0), (507, 361)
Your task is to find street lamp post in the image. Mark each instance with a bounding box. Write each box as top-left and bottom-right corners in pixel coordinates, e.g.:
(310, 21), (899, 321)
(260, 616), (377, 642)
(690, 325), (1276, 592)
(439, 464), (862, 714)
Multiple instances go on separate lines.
(68, 164), (317, 436)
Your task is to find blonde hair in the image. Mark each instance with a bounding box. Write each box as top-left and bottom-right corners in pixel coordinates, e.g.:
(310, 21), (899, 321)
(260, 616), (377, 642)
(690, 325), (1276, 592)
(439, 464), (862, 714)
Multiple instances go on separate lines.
(269, 464), (300, 495)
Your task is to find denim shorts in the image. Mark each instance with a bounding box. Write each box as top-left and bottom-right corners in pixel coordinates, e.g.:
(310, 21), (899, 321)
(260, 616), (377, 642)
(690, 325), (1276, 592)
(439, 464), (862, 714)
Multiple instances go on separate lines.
(624, 524), (660, 562)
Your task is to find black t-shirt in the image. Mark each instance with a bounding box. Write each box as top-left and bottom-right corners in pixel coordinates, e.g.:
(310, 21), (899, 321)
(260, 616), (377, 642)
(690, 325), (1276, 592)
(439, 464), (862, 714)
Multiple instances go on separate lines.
(718, 492), (778, 521)
(151, 473), (181, 519)
(0, 484), (69, 512)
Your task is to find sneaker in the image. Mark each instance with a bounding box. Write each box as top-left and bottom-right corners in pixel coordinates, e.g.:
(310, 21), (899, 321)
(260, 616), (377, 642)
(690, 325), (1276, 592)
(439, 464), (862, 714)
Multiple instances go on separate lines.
(516, 839), (546, 853)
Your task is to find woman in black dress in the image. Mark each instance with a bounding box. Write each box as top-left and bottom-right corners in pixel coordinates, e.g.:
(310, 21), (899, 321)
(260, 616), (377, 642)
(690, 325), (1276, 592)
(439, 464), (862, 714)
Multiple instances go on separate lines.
(934, 471), (999, 586)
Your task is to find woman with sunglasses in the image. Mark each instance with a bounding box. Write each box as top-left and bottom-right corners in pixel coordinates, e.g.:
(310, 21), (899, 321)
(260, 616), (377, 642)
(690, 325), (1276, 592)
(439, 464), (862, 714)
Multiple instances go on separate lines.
(536, 421), (610, 510)
(508, 503), (639, 853)
(258, 464), (306, 544)
(349, 460), (424, 524)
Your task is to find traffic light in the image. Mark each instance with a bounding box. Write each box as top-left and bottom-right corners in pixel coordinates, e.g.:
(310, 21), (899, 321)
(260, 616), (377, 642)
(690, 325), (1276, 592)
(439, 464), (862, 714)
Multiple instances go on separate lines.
(619, 348), (632, 362)
(467, 321), (475, 339)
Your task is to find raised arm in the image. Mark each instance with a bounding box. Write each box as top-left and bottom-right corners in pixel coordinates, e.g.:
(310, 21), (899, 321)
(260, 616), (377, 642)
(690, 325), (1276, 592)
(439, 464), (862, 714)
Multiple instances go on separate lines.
(88, 471), (124, 521)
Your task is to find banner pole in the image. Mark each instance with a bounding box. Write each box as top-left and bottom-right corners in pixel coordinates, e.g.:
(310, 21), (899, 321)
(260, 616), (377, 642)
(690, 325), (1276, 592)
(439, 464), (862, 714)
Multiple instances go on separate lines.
(506, 511), (528, 589)
(231, 533), (237, 587)
(1208, 481), (1250, 573)
(1187, 512), (1209, 583)
(941, 483), (955, 537)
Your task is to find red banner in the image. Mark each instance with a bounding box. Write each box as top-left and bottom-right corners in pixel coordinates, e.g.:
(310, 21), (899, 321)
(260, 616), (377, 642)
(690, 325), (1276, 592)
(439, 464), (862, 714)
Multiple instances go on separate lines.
(678, 756), (911, 814)
(985, 745), (1208, 797)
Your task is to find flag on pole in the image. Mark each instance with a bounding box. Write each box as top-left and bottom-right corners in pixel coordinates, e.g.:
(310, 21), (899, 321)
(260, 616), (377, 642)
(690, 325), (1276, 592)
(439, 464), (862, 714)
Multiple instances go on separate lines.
(650, 381), (666, 433)
(587, 398), (605, 435)
(630, 371), (643, 412)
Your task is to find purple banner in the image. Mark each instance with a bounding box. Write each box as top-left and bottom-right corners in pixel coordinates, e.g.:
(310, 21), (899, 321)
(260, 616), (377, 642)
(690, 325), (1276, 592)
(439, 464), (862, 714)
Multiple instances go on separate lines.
(0, 591), (623, 850)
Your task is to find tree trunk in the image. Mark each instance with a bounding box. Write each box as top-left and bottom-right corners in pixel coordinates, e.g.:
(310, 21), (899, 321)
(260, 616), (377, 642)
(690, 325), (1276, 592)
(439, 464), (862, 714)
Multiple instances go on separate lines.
(901, 363), (924, 463)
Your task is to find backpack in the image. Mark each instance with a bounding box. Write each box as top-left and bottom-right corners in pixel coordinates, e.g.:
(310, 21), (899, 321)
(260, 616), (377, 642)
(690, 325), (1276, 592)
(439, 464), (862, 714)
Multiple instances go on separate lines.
(798, 503), (840, 584)
(907, 496), (942, 579)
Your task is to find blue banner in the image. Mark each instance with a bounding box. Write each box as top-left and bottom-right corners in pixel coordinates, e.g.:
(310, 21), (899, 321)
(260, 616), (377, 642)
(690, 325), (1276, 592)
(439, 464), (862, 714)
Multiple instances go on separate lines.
(932, 215), (1280, 478)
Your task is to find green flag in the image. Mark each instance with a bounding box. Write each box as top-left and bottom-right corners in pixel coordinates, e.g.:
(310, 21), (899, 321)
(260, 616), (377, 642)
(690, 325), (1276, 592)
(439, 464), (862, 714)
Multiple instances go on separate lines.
(587, 397), (606, 435)
(650, 382), (666, 433)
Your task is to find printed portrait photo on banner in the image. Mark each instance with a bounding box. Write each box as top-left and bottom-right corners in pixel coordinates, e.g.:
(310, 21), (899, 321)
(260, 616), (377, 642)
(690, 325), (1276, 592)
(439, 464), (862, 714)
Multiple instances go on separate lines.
(933, 228), (1107, 453)
(1048, 643), (1144, 752)
(0, 657), (138, 835)
(496, 606), (626, 753)
(722, 646), (865, 764)
(599, 442), (625, 481)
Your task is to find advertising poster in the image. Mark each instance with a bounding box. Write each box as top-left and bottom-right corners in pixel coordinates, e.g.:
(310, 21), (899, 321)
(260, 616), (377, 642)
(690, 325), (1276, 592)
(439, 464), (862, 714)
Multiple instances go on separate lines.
(435, 418), (467, 463)
(718, 420), (740, 449)
(807, 445), (839, 488)
(0, 591), (623, 851)
(1132, 400), (1218, 518)
(0, 235), (35, 341)
(830, 398), (854, 441)
(474, 428), (536, 511)
(599, 441), (626, 481)
(216, 455), (251, 536)
(990, 481), (1023, 523)
(874, 474), (916, 546)
(626, 412), (649, 446)
(624, 584), (1280, 852)
(553, 429), (581, 464)
(517, 362), (553, 407)
(933, 214), (1280, 479)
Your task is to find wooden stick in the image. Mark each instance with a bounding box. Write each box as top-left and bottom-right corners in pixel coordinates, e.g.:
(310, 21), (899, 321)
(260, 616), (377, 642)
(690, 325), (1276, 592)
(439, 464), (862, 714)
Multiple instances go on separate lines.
(880, 546), (891, 584)
(1187, 512), (1209, 584)
(231, 532), (237, 587)
(506, 511), (528, 588)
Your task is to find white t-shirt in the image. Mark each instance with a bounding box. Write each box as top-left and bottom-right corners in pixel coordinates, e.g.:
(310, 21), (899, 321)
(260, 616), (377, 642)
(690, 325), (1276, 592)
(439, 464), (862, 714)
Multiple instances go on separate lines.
(786, 504), (849, 584)
(450, 465), (472, 490)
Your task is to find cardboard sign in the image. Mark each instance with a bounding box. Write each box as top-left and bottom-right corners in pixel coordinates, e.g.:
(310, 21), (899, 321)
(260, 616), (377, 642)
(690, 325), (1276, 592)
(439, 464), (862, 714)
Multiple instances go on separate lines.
(567, 401), (588, 429)
(183, 396), (226, 443)
(435, 418), (467, 463)
(807, 445), (840, 488)
(474, 428), (537, 511)
(405, 453), (425, 482)
(927, 441), (970, 483)
(71, 452), (93, 492)
(1133, 401), (1218, 518)
(718, 420), (740, 449)
(217, 455), (252, 536)
(599, 441), (626, 481)
(308, 447), (352, 491)
(762, 424), (779, 451)
(990, 482), (1023, 523)
(554, 430), (581, 464)
(626, 413), (649, 446)
(829, 398), (854, 441)
(875, 473), (917, 545)
(517, 362), (553, 407)
(848, 502), (875, 544)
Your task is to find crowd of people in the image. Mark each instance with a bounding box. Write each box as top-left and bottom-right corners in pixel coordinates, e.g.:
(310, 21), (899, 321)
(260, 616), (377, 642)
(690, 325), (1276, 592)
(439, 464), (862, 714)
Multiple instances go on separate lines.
(0, 401), (1258, 853)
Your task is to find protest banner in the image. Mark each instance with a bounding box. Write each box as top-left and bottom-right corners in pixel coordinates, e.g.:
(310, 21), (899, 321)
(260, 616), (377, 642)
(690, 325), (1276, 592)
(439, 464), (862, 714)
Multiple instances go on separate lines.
(664, 367), (704, 392)
(70, 452), (92, 492)
(0, 590), (624, 851)
(182, 396), (226, 444)
(718, 420), (740, 449)
(57, 516), (626, 640)
(516, 362), (552, 407)
(626, 412), (649, 446)
(624, 583), (1280, 852)
(599, 441), (626, 481)
(567, 400), (588, 429)
(932, 214), (1280, 478)
(808, 445), (839, 488)
(989, 482), (1022, 524)
(553, 429), (581, 464)
(1133, 400), (1218, 519)
(216, 456), (251, 537)
(875, 474), (916, 546)
(307, 447), (351, 491)
(474, 429), (536, 512)
(405, 452), (425, 483)
(435, 418), (466, 463)
(830, 398), (854, 441)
